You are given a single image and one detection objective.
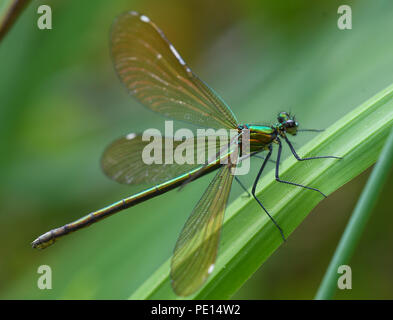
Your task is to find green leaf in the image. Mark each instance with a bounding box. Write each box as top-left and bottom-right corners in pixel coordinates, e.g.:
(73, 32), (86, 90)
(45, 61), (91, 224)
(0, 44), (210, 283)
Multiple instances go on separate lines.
(130, 83), (393, 299)
(2, 1), (393, 300)
(315, 125), (393, 300)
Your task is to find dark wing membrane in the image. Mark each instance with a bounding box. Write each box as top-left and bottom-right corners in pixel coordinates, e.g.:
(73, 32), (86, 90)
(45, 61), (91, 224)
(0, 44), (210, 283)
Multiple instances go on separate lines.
(111, 11), (238, 130)
(101, 133), (231, 185)
(170, 164), (234, 296)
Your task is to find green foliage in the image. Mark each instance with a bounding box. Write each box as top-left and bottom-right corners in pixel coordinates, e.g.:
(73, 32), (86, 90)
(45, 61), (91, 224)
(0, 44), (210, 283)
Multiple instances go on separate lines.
(1, 0), (393, 299)
(315, 126), (393, 300)
(131, 83), (393, 299)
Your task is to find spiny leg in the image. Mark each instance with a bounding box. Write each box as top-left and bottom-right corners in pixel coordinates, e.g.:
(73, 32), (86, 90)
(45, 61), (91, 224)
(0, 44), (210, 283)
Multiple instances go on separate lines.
(252, 154), (276, 163)
(252, 154), (265, 160)
(235, 176), (251, 197)
(276, 138), (328, 198)
(236, 152), (276, 197)
(284, 136), (342, 161)
(251, 145), (286, 242)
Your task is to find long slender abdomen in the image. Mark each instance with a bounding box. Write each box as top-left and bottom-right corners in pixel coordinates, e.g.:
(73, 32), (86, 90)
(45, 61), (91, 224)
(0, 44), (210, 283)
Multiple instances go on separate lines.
(31, 161), (221, 249)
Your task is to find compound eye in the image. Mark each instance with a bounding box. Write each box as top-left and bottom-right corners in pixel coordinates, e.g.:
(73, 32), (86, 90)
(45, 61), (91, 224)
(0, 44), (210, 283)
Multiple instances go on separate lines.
(278, 112), (289, 123)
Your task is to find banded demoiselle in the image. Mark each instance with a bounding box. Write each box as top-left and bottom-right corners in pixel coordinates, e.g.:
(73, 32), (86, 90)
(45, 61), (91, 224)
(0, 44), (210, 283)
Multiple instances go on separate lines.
(32, 11), (341, 296)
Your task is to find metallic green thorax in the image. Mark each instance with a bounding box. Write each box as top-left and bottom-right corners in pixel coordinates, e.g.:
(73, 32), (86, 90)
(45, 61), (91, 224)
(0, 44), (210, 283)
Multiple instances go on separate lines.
(239, 112), (299, 152)
(244, 125), (276, 152)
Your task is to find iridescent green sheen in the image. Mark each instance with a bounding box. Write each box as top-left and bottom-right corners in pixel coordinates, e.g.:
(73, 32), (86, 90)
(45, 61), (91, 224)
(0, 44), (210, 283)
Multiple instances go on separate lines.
(246, 125), (276, 152)
(31, 12), (339, 298)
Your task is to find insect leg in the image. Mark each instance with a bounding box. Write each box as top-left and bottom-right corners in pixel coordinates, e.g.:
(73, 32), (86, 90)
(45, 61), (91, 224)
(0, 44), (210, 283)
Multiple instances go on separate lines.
(251, 144), (286, 242)
(284, 136), (342, 161)
(275, 138), (327, 198)
(234, 176), (251, 197)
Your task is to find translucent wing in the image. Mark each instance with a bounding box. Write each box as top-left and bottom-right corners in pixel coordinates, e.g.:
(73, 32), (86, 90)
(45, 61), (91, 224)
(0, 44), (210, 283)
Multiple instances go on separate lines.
(101, 133), (231, 185)
(111, 11), (238, 129)
(170, 164), (234, 296)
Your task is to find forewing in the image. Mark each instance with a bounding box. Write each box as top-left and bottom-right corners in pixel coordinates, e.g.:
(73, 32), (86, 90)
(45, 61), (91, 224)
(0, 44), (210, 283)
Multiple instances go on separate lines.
(170, 164), (234, 296)
(111, 11), (238, 129)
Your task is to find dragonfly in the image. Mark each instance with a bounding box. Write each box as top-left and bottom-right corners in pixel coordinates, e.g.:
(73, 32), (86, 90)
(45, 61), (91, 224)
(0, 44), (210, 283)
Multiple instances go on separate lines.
(32, 11), (341, 296)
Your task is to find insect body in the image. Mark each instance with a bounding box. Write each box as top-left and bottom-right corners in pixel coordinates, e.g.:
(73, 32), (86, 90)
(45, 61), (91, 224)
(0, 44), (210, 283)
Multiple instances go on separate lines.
(32, 11), (341, 296)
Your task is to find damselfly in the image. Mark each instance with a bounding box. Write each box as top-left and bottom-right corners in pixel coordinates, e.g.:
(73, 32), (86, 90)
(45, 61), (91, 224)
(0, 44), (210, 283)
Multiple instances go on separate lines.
(32, 11), (341, 296)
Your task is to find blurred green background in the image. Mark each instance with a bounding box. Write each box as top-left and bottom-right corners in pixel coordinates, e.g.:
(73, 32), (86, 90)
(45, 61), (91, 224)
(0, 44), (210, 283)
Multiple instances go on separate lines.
(0, 0), (392, 299)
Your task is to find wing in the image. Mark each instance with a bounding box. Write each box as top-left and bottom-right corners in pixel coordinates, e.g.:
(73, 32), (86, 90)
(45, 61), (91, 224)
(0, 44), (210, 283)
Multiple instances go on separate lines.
(101, 132), (231, 185)
(111, 11), (238, 130)
(170, 164), (234, 296)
